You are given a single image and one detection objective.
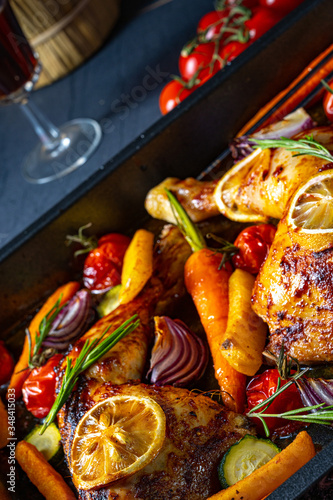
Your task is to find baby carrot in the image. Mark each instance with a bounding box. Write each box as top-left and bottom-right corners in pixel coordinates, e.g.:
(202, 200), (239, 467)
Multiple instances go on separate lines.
(185, 250), (246, 412)
(237, 43), (333, 136)
(7, 281), (80, 399)
(166, 189), (246, 412)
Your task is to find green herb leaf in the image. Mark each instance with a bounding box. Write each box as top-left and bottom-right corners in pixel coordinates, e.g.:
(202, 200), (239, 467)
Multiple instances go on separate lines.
(245, 363), (333, 437)
(165, 188), (206, 252)
(251, 135), (333, 163)
(39, 315), (140, 434)
(28, 297), (63, 369)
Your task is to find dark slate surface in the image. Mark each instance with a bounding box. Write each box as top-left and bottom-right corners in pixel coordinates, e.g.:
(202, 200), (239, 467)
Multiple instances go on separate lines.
(0, 0), (210, 249)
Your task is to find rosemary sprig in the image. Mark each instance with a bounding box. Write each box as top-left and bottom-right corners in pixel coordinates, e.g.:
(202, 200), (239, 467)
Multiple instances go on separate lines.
(40, 314), (140, 434)
(250, 135), (333, 163)
(28, 297), (63, 369)
(246, 366), (333, 437)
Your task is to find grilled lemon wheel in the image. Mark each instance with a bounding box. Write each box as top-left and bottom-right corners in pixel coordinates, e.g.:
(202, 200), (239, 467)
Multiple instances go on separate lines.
(287, 170), (333, 231)
(71, 395), (166, 490)
(285, 170), (333, 252)
(214, 148), (270, 223)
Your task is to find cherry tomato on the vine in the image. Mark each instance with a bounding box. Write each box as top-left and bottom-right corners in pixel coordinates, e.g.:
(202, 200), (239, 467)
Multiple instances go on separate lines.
(197, 9), (235, 42)
(219, 40), (251, 64)
(259, 0), (304, 15)
(323, 82), (333, 122)
(83, 233), (131, 293)
(232, 224), (276, 274)
(245, 7), (283, 42)
(246, 368), (303, 434)
(22, 354), (63, 419)
(179, 43), (222, 84)
(0, 341), (14, 386)
(159, 80), (193, 115)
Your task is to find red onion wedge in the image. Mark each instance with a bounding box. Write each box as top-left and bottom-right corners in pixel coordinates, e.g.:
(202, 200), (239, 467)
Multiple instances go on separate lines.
(42, 289), (93, 351)
(230, 108), (315, 162)
(147, 316), (208, 387)
(296, 377), (333, 411)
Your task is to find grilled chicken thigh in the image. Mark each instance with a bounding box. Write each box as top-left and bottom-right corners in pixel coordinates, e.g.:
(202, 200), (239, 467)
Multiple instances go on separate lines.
(145, 127), (333, 223)
(65, 383), (254, 500)
(252, 215), (333, 363)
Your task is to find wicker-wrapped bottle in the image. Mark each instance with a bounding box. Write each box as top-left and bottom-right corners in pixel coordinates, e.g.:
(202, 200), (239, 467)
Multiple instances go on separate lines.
(11, 0), (120, 87)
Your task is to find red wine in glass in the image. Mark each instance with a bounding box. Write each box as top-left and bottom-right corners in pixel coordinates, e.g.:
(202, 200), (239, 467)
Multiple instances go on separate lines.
(0, 0), (38, 98)
(0, 0), (102, 183)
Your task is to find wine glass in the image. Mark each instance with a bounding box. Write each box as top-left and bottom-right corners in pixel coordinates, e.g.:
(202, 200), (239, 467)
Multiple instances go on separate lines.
(0, 0), (102, 184)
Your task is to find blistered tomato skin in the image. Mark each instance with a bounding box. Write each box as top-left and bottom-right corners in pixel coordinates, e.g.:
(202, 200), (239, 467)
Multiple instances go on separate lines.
(22, 354), (63, 419)
(246, 368), (304, 433)
(232, 224), (277, 274)
(83, 233), (130, 293)
(0, 341), (14, 385)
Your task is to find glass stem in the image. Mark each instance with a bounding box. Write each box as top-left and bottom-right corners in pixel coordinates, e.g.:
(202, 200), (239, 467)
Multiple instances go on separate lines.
(20, 99), (62, 151)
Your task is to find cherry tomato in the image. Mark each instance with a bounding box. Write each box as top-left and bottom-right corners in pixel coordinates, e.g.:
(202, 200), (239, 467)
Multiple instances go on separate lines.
(259, 0), (304, 15)
(22, 354), (63, 419)
(0, 341), (14, 386)
(219, 40), (251, 64)
(245, 7), (283, 42)
(323, 82), (333, 122)
(83, 233), (130, 293)
(159, 80), (193, 115)
(246, 368), (303, 434)
(179, 43), (222, 84)
(232, 224), (276, 274)
(197, 9), (233, 42)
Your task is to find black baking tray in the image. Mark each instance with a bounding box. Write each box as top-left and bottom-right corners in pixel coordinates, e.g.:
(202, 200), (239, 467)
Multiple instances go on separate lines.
(1, 0), (333, 497)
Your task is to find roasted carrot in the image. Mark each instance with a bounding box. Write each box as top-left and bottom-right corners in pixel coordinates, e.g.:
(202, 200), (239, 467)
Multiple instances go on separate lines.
(15, 440), (76, 500)
(185, 250), (246, 412)
(237, 43), (333, 136)
(7, 281), (80, 399)
(207, 431), (315, 500)
(166, 189), (246, 412)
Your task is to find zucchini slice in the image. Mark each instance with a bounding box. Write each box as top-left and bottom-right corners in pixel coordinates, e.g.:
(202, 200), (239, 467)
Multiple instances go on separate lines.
(25, 422), (62, 462)
(218, 434), (280, 488)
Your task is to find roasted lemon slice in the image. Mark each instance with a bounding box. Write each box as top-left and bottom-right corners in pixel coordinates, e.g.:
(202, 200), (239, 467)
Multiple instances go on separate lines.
(71, 395), (166, 490)
(214, 148), (270, 223)
(288, 170), (333, 231)
(285, 170), (333, 252)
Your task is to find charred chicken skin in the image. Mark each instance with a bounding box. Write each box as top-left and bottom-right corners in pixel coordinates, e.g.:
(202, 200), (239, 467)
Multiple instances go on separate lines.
(252, 214), (333, 364)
